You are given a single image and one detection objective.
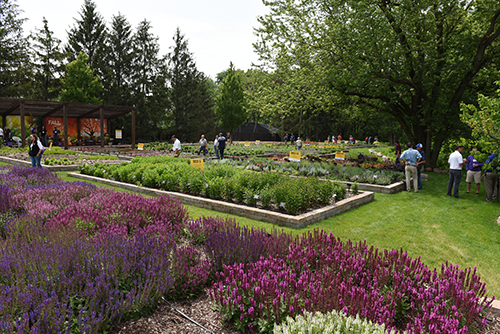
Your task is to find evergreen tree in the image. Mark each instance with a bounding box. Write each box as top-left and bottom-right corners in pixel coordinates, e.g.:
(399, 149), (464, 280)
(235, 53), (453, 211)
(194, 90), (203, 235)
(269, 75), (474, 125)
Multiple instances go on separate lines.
(167, 28), (214, 142)
(66, 0), (107, 77)
(30, 17), (66, 100)
(103, 13), (134, 106)
(0, 0), (30, 97)
(215, 62), (248, 134)
(129, 20), (169, 140)
(59, 52), (102, 104)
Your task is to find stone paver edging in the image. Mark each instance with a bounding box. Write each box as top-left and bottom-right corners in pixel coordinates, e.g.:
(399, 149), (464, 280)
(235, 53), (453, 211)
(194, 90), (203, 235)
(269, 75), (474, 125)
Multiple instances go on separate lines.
(68, 172), (374, 228)
(0, 156), (79, 171)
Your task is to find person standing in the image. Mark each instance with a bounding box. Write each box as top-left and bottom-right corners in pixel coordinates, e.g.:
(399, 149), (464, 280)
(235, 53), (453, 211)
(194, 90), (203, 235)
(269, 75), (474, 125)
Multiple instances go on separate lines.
(484, 151), (499, 202)
(39, 126), (47, 147)
(198, 134), (208, 155)
(283, 133), (288, 145)
(28, 134), (44, 168)
(0, 126), (3, 145)
(400, 142), (422, 193)
(296, 137), (302, 150)
(447, 145), (466, 198)
(290, 133), (295, 144)
(415, 143), (426, 190)
(395, 141), (402, 164)
(217, 132), (226, 159)
(52, 126), (60, 146)
(4, 127), (11, 145)
(466, 148), (483, 194)
(214, 134), (219, 159)
(171, 135), (181, 157)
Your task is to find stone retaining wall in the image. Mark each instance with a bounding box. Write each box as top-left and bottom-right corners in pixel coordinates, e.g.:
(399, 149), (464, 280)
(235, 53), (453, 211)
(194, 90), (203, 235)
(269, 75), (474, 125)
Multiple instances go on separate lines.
(68, 172), (374, 228)
(0, 156), (79, 171)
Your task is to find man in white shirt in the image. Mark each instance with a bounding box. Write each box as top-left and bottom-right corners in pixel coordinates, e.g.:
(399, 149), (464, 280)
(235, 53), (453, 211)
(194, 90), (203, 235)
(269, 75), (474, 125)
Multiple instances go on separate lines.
(0, 127), (3, 144)
(172, 135), (181, 158)
(447, 145), (466, 198)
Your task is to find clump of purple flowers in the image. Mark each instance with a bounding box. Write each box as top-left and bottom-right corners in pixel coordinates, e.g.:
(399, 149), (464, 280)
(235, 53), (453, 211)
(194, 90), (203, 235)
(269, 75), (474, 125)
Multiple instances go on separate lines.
(210, 230), (493, 333)
(0, 218), (175, 333)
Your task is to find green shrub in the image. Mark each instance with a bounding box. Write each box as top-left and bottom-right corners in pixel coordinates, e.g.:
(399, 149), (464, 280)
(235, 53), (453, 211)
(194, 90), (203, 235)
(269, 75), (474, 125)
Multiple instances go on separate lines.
(245, 188), (258, 206)
(274, 310), (396, 334)
(259, 186), (273, 209)
(352, 181), (359, 194)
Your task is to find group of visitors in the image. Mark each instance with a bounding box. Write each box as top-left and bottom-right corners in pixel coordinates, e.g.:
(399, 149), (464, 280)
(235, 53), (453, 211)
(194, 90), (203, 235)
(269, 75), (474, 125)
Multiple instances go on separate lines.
(400, 142), (498, 201)
(449, 145), (498, 201)
(283, 133), (302, 150)
(172, 132), (231, 159)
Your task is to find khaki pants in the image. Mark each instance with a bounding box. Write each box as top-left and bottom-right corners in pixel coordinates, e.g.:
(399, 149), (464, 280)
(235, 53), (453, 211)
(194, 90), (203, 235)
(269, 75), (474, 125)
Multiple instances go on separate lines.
(485, 172), (499, 201)
(405, 165), (418, 192)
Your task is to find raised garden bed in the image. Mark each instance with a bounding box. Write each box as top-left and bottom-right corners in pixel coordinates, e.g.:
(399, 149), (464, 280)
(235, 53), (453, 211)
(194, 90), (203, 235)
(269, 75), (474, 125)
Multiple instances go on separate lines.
(69, 172), (374, 228)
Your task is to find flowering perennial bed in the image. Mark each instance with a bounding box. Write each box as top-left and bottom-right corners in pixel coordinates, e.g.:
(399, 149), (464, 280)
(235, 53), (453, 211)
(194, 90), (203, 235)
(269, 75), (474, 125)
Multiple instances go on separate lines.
(79, 157), (348, 215)
(0, 165), (494, 333)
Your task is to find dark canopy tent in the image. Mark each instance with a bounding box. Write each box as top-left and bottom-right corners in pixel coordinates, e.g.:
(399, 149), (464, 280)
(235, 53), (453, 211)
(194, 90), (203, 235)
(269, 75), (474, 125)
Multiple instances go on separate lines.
(0, 98), (135, 148)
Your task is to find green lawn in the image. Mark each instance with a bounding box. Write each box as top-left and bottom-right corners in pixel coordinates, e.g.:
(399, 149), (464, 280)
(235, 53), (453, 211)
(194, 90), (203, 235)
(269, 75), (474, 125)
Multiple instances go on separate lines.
(4, 163), (498, 298)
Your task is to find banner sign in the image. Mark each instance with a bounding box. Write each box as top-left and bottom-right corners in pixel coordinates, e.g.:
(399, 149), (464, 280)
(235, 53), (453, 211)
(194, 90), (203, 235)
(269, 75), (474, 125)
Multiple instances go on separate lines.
(191, 158), (204, 170)
(289, 151), (301, 162)
(335, 152), (346, 160)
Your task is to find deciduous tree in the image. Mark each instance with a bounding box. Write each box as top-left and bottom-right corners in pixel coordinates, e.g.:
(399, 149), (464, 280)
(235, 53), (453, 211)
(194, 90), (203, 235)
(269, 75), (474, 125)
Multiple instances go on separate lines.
(59, 52), (102, 104)
(215, 62), (248, 135)
(255, 0), (500, 166)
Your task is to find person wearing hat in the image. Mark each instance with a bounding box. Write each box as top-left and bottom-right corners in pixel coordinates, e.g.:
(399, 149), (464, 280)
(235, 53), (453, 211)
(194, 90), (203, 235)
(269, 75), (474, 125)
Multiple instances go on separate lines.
(171, 135), (181, 157)
(416, 143), (426, 190)
(400, 142), (422, 193)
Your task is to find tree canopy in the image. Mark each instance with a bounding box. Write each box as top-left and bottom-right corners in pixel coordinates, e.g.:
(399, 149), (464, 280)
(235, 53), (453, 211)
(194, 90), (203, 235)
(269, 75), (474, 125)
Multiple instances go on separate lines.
(59, 52), (102, 104)
(461, 81), (500, 151)
(215, 62), (248, 134)
(255, 0), (500, 166)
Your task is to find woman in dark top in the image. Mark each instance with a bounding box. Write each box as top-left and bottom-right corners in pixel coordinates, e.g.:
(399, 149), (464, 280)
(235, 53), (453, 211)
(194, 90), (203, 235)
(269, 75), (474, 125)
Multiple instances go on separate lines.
(29, 134), (44, 168)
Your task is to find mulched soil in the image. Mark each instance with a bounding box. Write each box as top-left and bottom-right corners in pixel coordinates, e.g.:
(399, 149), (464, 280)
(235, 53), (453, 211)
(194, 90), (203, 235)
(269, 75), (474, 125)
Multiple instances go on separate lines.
(109, 290), (500, 334)
(109, 290), (239, 334)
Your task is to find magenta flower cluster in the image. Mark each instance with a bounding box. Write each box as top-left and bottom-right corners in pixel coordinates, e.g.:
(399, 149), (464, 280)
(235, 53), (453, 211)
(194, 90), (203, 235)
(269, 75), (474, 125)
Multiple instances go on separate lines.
(11, 183), (188, 239)
(210, 230), (493, 333)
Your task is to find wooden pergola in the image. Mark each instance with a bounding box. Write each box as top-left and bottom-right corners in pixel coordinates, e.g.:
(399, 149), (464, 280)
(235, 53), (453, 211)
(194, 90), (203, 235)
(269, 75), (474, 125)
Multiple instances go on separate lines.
(0, 98), (135, 148)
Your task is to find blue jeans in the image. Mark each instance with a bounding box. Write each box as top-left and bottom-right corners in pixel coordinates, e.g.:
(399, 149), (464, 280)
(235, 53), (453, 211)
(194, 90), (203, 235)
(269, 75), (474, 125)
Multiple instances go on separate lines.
(447, 170), (462, 198)
(30, 155), (37, 167)
(417, 166), (423, 190)
(36, 153), (43, 168)
(214, 146), (219, 159)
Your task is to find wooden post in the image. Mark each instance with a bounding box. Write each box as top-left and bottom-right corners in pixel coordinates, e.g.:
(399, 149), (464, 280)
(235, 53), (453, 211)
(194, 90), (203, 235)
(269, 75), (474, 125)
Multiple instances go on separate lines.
(20, 101), (26, 147)
(1, 115), (6, 130)
(131, 108), (136, 148)
(77, 118), (81, 146)
(100, 106), (104, 148)
(63, 104), (68, 149)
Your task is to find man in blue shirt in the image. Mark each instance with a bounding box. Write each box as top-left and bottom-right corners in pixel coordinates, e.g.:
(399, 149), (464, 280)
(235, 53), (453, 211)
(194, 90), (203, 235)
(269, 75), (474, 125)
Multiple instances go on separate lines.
(416, 143), (426, 190)
(484, 152), (499, 202)
(400, 142), (422, 193)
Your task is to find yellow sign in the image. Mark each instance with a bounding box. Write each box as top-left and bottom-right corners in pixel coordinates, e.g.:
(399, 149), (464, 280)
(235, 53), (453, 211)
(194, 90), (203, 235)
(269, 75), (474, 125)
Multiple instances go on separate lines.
(324, 140), (329, 144)
(49, 142), (53, 150)
(289, 151), (301, 162)
(335, 152), (346, 160)
(244, 141), (250, 146)
(191, 158), (204, 170)
(137, 143), (144, 150)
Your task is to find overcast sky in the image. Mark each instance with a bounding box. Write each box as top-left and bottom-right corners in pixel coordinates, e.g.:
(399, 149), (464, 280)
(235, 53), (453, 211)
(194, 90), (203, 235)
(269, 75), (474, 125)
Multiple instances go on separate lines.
(17, 0), (269, 79)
